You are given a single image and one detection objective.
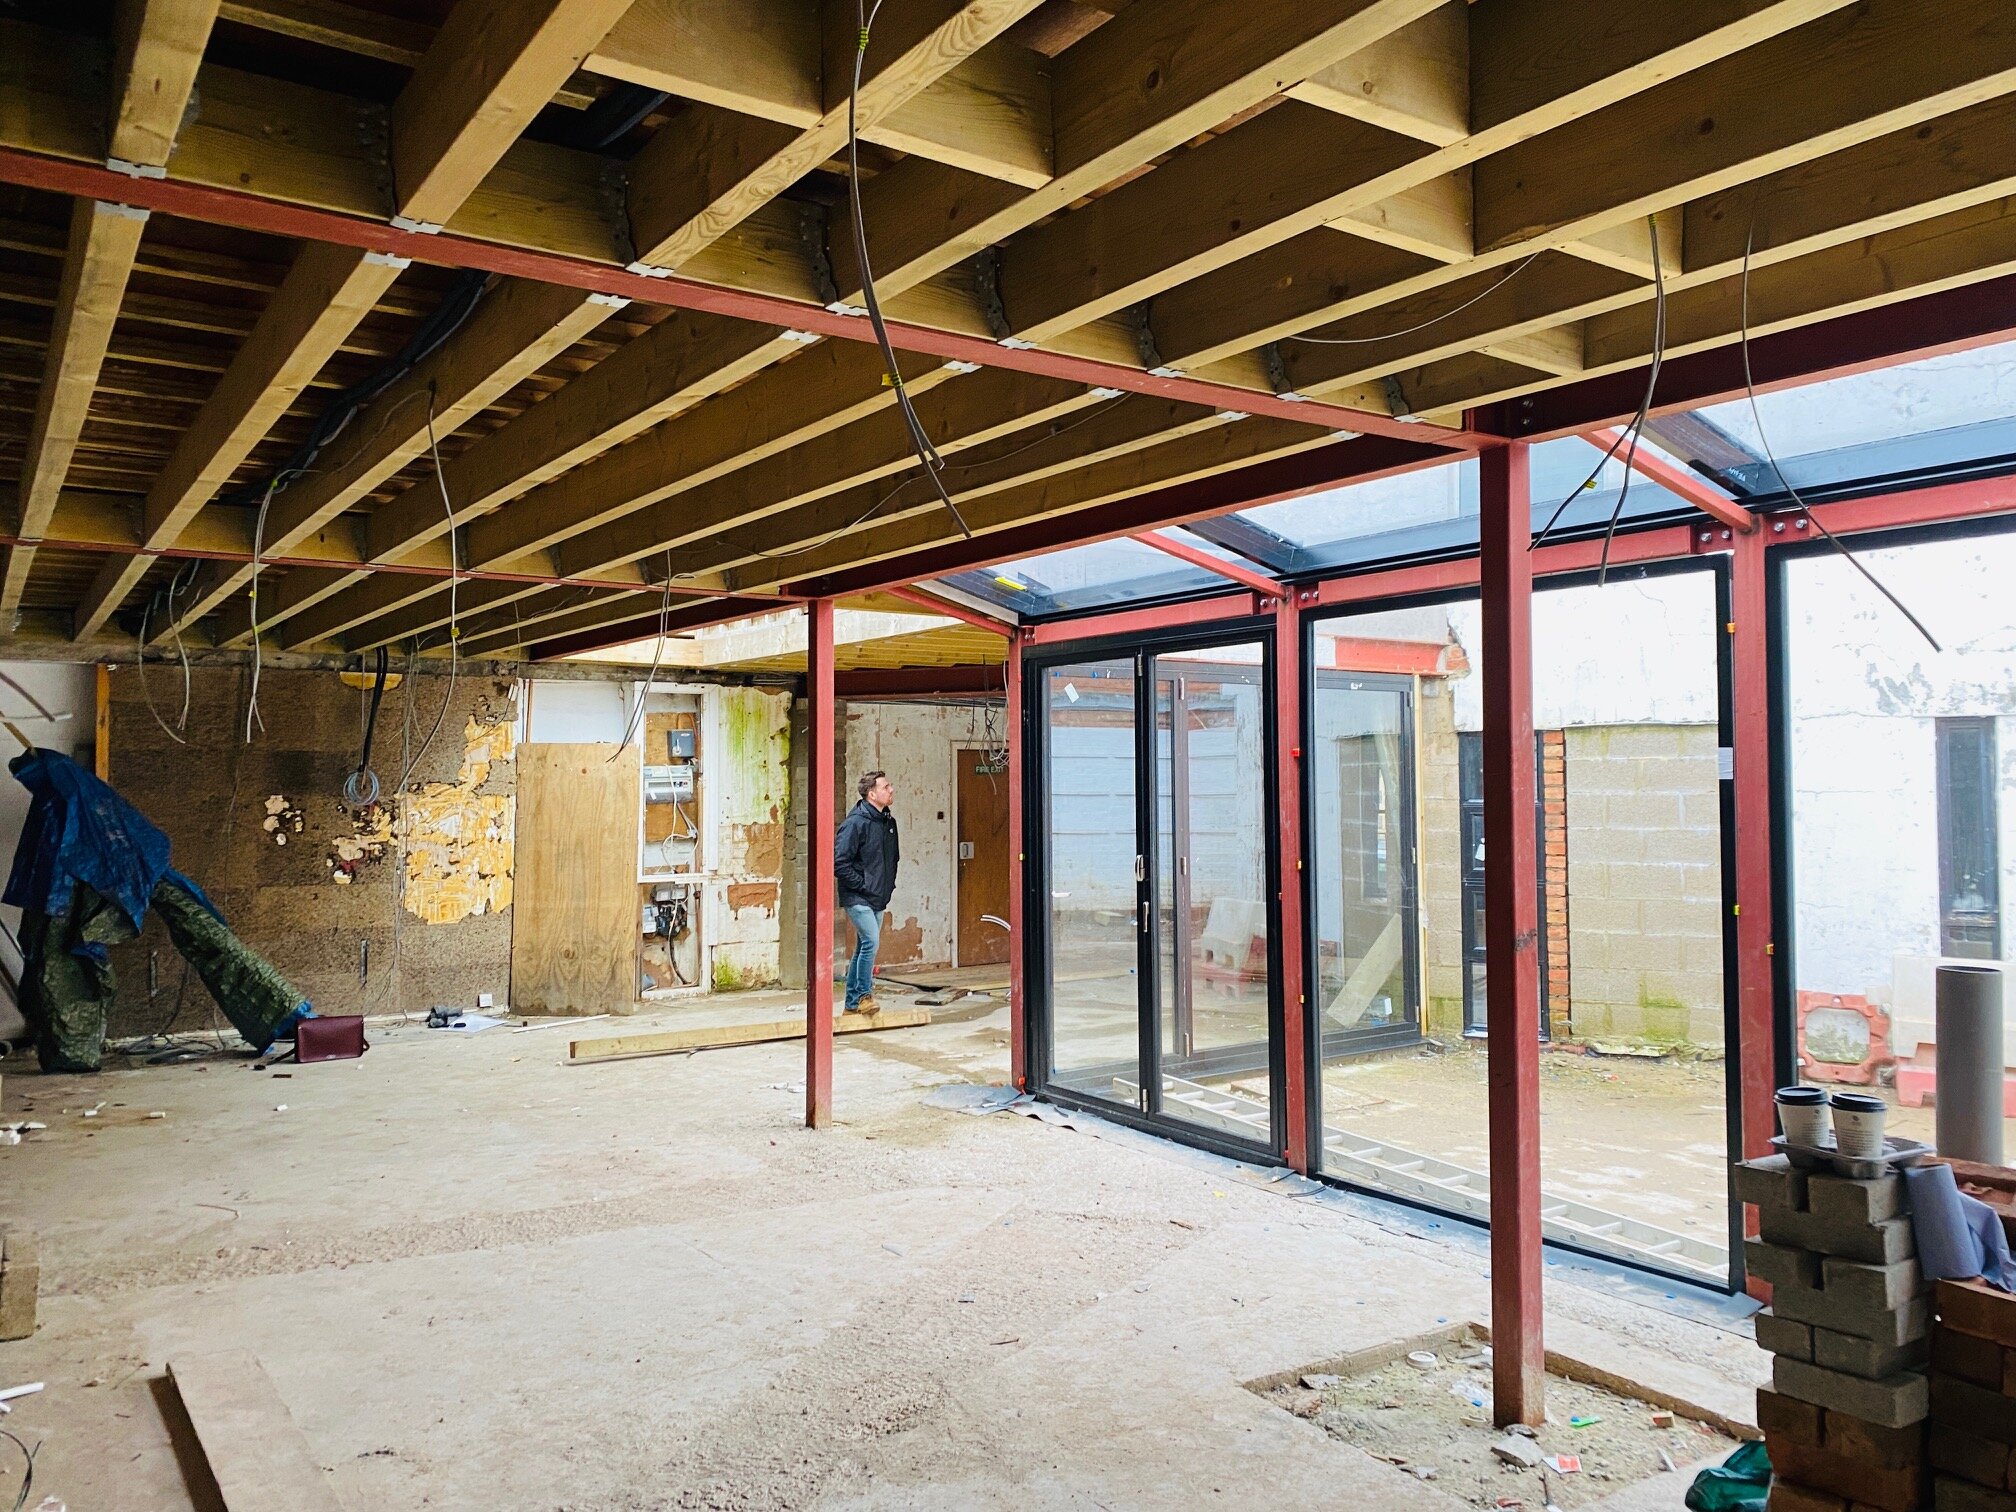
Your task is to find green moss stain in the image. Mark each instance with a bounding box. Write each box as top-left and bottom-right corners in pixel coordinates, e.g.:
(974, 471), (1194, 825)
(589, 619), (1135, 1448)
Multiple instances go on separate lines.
(712, 958), (744, 992)
(717, 688), (791, 823)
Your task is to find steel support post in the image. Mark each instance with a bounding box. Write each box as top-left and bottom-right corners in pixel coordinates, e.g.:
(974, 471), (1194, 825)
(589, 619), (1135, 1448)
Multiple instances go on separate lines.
(1007, 626), (1028, 1091)
(1276, 591), (1311, 1172)
(806, 598), (836, 1130)
(1480, 442), (1544, 1427)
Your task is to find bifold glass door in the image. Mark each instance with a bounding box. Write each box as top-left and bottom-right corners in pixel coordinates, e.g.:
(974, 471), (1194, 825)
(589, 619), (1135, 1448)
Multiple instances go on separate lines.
(1037, 638), (1278, 1151)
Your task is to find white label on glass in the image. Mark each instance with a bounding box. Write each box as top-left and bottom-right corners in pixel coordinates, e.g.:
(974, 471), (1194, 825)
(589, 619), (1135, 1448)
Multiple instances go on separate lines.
(1063, 681), (1079, 703)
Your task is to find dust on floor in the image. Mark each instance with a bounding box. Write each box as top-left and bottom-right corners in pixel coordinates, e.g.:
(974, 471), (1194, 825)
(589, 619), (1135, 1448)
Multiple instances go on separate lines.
(0, 989), (1766, 1510)
(1262, 1343), (1738, 1509)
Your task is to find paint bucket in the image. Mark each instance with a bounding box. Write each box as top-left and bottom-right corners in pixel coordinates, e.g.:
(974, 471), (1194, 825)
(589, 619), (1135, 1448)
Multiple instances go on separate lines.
(1830, 1090), (1889, 1160)
(1775, 1085), (1831, 1149)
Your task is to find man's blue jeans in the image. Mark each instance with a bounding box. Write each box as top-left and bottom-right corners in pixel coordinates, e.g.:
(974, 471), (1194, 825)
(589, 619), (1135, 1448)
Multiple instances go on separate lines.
(843, 903), (880, 1010)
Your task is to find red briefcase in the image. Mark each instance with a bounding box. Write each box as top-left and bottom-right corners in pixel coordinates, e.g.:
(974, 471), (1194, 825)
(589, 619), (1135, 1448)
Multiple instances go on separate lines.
(293, 1015), (368, 1063)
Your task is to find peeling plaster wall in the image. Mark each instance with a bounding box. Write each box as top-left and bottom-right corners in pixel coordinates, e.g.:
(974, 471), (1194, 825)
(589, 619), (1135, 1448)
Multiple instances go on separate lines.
(703, 685), (793, 992)
(104, 666), (518, 1036)
(843, 702), (1003, 970)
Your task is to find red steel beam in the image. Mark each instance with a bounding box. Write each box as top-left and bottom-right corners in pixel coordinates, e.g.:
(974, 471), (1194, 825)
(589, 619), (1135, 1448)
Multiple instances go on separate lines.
(0, 146), (1473, 447)
(1731, 528), (1776, 1278)
(530, 595), (776, 661)
(791, 434), (1458, 600)
(1765, 472), (2016, 538)
(1479, 441), (1544, 1429)
(1023, 592), (1261, 647)
(833, 664), (1004, 697)
(1586, 428), (1753, 534)
(1007, 625), (1028, 1092)
(1135, 529), (1284, 598)
(882, 584), (1014, 635)
(1275, 591), (1310, 1173)
(806, 598), (837, 1131)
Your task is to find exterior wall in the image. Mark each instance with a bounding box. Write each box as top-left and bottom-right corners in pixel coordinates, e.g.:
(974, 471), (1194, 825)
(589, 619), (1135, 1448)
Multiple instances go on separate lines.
(1542, 729), (1571, 1038)
(104, 666), (518, 1037)
(1561, 723), (1725, 1045)
(707, 686), (793, 990)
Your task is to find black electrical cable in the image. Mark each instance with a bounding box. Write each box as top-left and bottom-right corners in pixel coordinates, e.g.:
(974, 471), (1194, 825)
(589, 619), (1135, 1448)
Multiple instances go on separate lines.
(567, 83), (671, 150)
(2, 1423), (35, 1512)
(1737, 220), (1941, 652)
(343, 646), (390, 809)
(1530, 215), (1668, 553)
(1594, 217), (1669, 585)
(217, 270), (491, 512)
(846, 0), (974, 540)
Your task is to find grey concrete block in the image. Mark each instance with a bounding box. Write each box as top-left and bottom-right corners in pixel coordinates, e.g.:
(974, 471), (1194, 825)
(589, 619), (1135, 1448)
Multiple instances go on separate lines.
(1823, 1255), (1930, 1312)
(1759, 1205), (1917, 1265)
(1757, 1310), (1816, 1362)
(1774, 1355), (1930, 1428)
(1738, 1154), (1810, 1212)
(1748, 1237), (1825, 1288)
(1814, 1324), (1931, 1380)
(1808, 1171), (1907, 1227)
(1773, 1282), (1931, 1348)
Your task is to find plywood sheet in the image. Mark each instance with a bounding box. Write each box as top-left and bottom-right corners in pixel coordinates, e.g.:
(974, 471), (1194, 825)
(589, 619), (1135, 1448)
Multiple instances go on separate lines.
(511, 742), (639, 1015)
(167, 1350), (344, 1512)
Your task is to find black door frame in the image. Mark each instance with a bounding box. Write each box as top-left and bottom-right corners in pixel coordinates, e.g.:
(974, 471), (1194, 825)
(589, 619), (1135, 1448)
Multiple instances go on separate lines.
(1021, 615), (1287, 1162)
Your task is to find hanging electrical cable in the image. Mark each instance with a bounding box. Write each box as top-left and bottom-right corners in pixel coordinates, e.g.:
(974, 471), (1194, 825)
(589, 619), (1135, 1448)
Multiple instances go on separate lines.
(1592, 218), (1670, 584)
(343, 646), (390, 810)
(1531, 215), (1668, 556)
(1288, 253), (1543, 346)
(242, 476), (274, 743)
(608, 552), (678, 763)
(397, 387), (463, 782)
(1737, 221), (1941, 652)
(846, 0), (974, 540)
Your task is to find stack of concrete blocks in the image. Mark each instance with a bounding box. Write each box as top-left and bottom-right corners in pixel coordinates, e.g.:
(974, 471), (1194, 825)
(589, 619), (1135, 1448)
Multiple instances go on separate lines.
(1738, 1155), (1929, 1511)
(1926, 1277), (2016, 1510)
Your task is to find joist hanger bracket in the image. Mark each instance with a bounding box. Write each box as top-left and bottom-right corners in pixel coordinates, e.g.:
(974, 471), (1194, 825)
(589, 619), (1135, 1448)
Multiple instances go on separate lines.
(390, 215), (443, 235)
(972, 248), (1012, 342)
(103, 158), (164, 180)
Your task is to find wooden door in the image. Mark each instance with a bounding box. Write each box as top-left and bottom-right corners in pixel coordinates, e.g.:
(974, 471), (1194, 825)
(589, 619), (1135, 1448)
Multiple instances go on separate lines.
(511, 743), (640, 1014)
(955, 748), (1011, 966)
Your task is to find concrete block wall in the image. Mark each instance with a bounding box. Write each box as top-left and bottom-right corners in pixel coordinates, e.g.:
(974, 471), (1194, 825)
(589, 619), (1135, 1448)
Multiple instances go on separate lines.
(1417, 679), (1466, 1036)
(1737, 1155), (1931, 1510)
(1562, 723), (1724, 1045)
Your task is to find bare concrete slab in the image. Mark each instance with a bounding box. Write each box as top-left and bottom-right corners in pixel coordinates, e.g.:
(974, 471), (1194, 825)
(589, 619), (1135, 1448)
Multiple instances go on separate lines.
(0, 995), (1763, 1509)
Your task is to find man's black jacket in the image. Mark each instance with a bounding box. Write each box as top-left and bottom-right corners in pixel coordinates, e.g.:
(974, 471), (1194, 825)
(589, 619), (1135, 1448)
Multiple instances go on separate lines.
(835, 798), (899, 911)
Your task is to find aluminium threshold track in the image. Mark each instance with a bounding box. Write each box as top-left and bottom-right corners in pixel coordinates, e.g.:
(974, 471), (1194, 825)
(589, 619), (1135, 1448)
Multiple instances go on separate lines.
(1124, 1074), (1728, 1283)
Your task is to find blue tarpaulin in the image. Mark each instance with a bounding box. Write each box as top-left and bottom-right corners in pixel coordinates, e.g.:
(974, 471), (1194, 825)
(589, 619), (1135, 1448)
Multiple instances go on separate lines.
(3, 747), (216, 950)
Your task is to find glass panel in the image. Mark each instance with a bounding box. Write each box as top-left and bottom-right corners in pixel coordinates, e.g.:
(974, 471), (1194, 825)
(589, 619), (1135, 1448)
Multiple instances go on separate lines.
(1692, 345), (2016, 499)
(1308, 604), (1492, 1195)
(1527, 569), (1731, 1286)
(1226, 435), (1693, 573)
(1787, 531), (2016, 1156)
(1307, 580), (1733, 1286)
(944, 537), (1228, 616)
(1150, 644), (1274, 1138)
(1310, 670), (1417, 1054)
(1043, 659), (1143, 1102)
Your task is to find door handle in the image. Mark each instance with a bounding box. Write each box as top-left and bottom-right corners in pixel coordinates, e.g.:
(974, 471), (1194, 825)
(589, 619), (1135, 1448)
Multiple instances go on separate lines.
(1139, 900), (1150, 935)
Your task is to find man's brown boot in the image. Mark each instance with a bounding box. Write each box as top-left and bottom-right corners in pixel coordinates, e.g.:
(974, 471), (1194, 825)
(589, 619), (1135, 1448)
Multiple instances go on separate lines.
(856, 996), (880, 1016)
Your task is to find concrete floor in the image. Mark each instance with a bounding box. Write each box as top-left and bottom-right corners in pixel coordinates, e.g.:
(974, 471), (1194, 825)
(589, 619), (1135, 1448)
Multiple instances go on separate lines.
(0, 988), (1766, 1510)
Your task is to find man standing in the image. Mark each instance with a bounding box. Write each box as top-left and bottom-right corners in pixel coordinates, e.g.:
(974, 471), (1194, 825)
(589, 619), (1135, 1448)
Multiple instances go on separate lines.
(835, 770), (899, 1015)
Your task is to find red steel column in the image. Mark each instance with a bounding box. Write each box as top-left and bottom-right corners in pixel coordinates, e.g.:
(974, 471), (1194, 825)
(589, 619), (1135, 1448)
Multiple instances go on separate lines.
(1276, 592), (1311, 1172)
(1732, 530), (1776, 1163)
(806, 598), (836, 1130)
(1006, 627), (1028, 1091)
(1480, 442), (1544, 1427)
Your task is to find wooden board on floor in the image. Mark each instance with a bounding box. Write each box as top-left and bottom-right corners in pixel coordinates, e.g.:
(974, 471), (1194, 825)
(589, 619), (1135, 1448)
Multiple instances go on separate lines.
(569, 1007), (931, 1064)
(167, 1350), (344, 1512)
(511, 742), (640, 1015)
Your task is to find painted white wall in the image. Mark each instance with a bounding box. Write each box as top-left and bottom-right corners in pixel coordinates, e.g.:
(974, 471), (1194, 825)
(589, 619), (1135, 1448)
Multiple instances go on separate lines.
(1783, 534), (2016, 1008)
(1449, 572), (1721, 732)
(522, 679), (626, 743)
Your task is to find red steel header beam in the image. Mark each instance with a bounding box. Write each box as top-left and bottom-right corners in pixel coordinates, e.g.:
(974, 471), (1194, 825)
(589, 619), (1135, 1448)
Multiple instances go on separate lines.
(1134, 529), (1285, 598)
(0, 146), (1470, 448)
(883, 584), (1015, 634)
(1586, 428), (1753, 534)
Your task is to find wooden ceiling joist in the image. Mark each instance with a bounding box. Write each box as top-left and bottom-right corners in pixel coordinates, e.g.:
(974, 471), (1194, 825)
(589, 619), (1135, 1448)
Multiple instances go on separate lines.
(9, 0), (2016, 653)
(1, 0), (222, 619)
